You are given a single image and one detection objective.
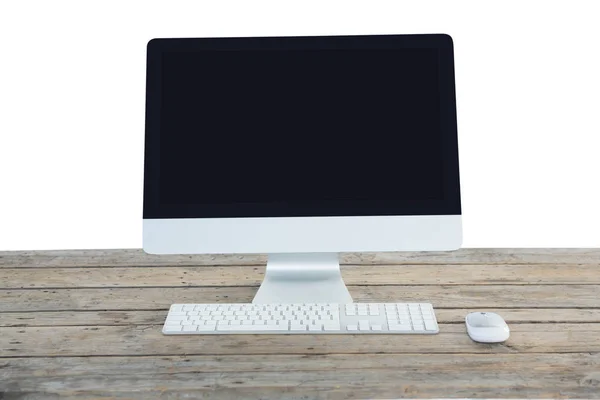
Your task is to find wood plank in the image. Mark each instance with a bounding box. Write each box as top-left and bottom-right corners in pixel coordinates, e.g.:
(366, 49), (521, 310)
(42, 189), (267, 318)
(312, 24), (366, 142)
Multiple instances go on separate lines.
(2, 323), (600, 357)
(1, 248), (599, 268)
(0, 310), (163, 327)
(1, 354), (599, 399)
(1, 285), (599, 312)
(3, 263), (600, 288)
(3, 308), (600, 327)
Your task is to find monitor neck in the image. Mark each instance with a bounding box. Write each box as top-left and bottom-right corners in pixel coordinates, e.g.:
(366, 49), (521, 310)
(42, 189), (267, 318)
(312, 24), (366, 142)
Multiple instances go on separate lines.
(252, 253), (353, 304)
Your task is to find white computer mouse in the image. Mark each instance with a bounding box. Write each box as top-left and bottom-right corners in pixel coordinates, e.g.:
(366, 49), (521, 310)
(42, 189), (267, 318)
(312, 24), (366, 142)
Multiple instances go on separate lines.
(465, 312), (510, 343)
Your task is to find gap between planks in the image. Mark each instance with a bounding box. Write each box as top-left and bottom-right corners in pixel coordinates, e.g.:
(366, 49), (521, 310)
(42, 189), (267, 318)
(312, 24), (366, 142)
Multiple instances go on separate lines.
(1, 248), (599, 268)
(2, 323), (600, 357)
(2, 309), (600, 327)
(2, 285), (599, 312)
(2, 264), (600, 288)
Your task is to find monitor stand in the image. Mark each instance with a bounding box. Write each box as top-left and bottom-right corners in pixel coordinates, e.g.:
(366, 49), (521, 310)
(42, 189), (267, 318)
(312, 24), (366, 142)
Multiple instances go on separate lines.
(252, 253), (353, 304)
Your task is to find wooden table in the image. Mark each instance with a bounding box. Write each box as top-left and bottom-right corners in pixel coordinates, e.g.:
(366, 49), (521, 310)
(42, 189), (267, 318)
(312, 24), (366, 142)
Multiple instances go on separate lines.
(1, 249), (599, 399)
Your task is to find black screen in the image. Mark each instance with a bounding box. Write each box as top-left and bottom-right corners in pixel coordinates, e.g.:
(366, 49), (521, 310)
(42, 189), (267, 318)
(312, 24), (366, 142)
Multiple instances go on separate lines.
(160, 48), (442, 206)
(144, 35), (460, 219)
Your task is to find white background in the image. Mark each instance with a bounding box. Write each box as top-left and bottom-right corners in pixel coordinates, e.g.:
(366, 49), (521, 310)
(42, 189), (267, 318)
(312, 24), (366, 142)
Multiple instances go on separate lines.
(1, 0), (599, 251)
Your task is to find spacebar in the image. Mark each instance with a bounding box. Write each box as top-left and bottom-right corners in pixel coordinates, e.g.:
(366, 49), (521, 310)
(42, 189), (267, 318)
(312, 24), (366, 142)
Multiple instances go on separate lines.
(217, 325), (289, 331)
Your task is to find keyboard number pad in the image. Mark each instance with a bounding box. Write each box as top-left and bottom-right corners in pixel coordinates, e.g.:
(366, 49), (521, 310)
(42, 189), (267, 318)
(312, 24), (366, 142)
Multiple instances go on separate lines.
(344, 303), (380, 316)
(386, 303), (437, 332)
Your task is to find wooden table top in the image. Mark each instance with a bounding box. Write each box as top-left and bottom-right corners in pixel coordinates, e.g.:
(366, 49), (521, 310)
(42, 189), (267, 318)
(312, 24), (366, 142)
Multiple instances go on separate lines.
(1, 248), (599, 399)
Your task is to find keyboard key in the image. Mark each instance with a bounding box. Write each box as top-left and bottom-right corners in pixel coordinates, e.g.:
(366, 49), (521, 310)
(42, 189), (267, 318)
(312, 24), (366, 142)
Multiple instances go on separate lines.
(198, 323), (216, 331)
(371, 324), (382, 331)
(217, 325), (241, 331)
(182, 325), (198, 332)
(308, 325), (322, 331)
(359, 320), (370, 331)
(425, 321), (438, 331)
(168, 311), (187, 316)
(166, 316), (186, 323)
(164, 326), (182, 333)
(347, 325), (358, 331)
(291, 325), (307, 331)
(267, 325), (288, 331)
(389, 325), (413, 332)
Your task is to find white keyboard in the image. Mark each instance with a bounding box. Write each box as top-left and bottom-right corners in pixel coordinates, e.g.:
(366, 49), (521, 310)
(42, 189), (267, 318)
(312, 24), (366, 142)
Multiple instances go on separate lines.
(163, 303), (439, 335)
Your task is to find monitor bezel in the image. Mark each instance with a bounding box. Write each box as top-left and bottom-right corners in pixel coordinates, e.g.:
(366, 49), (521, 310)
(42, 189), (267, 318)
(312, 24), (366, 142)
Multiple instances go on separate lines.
(143, 34), (461, 219)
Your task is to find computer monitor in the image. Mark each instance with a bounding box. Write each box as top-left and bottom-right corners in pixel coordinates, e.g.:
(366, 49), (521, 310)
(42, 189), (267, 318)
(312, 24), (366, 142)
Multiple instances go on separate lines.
(143, 34), (462, 304)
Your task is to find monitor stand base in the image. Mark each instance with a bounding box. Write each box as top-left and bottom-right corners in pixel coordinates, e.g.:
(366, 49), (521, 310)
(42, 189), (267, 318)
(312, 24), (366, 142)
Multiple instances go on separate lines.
(252, 253), (353, 304)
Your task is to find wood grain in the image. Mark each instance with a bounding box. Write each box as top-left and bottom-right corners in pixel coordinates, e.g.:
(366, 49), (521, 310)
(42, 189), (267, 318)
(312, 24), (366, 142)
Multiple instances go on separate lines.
(2, 323), (600, 357)
(1, 285), (599, 312)
(3, 308), (600, 327)
(2, 354), (599, 399)
(3, 263), (600, 288)
(1, 248), (599, 268)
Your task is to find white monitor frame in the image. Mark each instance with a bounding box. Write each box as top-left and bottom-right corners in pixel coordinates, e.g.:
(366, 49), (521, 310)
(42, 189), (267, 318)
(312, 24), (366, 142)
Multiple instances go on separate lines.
(143, 215), (461, 255)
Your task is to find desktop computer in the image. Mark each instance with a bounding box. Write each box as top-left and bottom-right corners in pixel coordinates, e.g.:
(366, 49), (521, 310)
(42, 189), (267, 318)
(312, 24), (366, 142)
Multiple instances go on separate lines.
(143, 34), (461, 334)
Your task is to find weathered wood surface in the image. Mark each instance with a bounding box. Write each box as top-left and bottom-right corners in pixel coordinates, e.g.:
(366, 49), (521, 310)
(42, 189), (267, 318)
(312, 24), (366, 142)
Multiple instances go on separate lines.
(1, 248), (599, 267)
(0, 248), (599, 399)
(2, 354), (599, 399)
(3, 264), (600, 287)
(2, 285), (599, 312)
(3, 308), (600, 327)
(2, 323), (600, 357)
